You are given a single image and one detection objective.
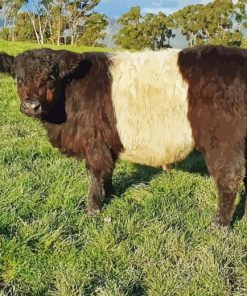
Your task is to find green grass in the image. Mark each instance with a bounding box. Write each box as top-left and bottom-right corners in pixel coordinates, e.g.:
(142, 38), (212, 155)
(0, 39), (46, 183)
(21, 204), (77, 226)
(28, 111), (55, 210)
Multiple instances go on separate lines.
(0, 40), (112, 55)
(0, 40), (247, 296)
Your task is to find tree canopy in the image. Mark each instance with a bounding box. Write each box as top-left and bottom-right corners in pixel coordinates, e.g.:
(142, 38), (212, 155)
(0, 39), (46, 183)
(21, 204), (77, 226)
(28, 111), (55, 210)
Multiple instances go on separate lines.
(114, 0), (247, 49)
(114, 6), (175, 50)
(0, 0), (246, 48)
(0, 0), (108, 45)
(172, 0), (246, 47)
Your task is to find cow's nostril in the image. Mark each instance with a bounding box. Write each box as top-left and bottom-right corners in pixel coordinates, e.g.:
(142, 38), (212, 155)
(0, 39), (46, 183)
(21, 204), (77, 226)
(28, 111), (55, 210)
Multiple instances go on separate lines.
(30, 100), (40, 111)
(21, 100), (41, 114)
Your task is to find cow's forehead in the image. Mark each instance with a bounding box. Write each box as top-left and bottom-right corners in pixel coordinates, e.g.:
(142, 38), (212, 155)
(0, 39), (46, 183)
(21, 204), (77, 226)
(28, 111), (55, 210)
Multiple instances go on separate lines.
(14, 51), (55, 80)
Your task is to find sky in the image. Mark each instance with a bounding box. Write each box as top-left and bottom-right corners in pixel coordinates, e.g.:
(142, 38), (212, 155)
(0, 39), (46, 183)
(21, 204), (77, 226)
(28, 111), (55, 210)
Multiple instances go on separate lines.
(95, 0), (212, 18)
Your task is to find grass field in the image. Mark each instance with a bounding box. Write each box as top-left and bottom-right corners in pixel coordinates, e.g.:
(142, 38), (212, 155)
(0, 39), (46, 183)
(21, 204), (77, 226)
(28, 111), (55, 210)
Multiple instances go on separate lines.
(0, 40), (247, 296)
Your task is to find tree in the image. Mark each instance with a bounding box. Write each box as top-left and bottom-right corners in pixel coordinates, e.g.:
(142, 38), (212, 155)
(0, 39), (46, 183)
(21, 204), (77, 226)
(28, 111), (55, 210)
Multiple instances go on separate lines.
(25, 0), (52, 44)
(114, 6), (175, 50)
(0, 0), (27, 40)
(77, 12), (108, 46)
(233, 0), (247, 31)
(14, 12), (36, 41)
(25, 0), (105, 45)
(172, 0), (246, 47)
(65, 0), (101, 45)
(143, 12), (175, 50)
(172, 4), (203, 47)
(114, 6), (146, 50)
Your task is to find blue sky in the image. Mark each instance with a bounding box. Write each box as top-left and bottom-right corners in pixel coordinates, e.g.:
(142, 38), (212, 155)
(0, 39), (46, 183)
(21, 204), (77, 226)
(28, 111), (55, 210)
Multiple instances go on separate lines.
(95, 0), (212, 17)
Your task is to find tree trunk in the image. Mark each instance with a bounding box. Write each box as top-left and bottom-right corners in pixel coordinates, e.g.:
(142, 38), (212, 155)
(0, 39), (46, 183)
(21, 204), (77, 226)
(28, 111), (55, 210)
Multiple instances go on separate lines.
(71, 34), (74, 46)
(56, 7), (62, 45)
(57, 31), (60, 45)
(27, 10), (41, 44)
(38, 15), (44, 44)
(70, 21), (77, 46)
(48, 16), (54, 44)
(4, 13), (7, 28)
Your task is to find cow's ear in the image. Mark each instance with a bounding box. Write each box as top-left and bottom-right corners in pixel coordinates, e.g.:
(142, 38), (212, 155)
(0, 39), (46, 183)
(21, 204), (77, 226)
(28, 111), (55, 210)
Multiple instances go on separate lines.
(53, 51), (92, 79)
(0, 52), (14, 77)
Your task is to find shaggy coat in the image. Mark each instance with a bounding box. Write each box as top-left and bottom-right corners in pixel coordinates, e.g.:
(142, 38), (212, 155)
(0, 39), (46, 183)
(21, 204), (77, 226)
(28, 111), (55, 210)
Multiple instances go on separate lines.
(1, 45), (247, 226)
(0, 52), (14, 74)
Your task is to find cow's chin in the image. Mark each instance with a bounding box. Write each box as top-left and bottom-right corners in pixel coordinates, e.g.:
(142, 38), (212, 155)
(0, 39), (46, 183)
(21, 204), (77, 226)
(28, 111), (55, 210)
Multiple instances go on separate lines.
(40, 109), (67, 124)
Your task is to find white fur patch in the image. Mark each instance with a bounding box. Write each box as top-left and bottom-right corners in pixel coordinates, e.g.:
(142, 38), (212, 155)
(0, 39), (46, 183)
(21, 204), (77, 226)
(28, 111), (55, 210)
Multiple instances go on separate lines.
(109, 49), (195, 167)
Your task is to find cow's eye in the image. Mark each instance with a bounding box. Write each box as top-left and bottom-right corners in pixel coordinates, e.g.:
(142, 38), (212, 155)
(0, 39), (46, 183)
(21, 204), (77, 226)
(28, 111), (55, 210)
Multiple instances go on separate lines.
(46, 80), (55, 89)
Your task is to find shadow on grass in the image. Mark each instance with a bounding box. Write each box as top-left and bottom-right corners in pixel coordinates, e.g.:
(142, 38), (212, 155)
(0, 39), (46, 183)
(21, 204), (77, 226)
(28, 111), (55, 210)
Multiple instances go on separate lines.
(114, 164), (162, 196)
(174, 150), (208, 176)
(231, 189), (246, 227)
(112, 151), (247, 227)
(113, 150), (208, 197)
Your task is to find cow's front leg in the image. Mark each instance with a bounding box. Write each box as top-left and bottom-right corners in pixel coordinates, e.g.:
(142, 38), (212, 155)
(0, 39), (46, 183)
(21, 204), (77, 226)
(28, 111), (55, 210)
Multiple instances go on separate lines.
(87, 171), (115, 214)
(85, 145), (115, 215)
(87, 171), (105, 214)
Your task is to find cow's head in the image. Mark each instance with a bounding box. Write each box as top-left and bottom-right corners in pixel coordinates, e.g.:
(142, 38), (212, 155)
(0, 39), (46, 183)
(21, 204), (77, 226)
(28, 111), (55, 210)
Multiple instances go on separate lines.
(0, 49), (91, 123)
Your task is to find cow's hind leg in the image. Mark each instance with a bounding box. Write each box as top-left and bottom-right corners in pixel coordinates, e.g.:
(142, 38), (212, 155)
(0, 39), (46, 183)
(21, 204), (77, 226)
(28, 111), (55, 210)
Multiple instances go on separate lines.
(203, 148), (245, 227)
(214, 169), (243, 227)
(243, 176), (247, 219)
(243, 137), (247, 219)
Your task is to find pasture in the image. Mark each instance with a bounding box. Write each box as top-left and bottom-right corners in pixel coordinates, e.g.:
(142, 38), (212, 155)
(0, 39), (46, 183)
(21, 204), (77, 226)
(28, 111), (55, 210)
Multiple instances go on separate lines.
(0, 40), (247, 295)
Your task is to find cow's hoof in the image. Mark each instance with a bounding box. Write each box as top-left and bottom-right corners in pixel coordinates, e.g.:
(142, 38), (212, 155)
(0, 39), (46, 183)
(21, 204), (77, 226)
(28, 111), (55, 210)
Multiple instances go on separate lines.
(87, 204), (101, 216)
(212, 214), (231, 229)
